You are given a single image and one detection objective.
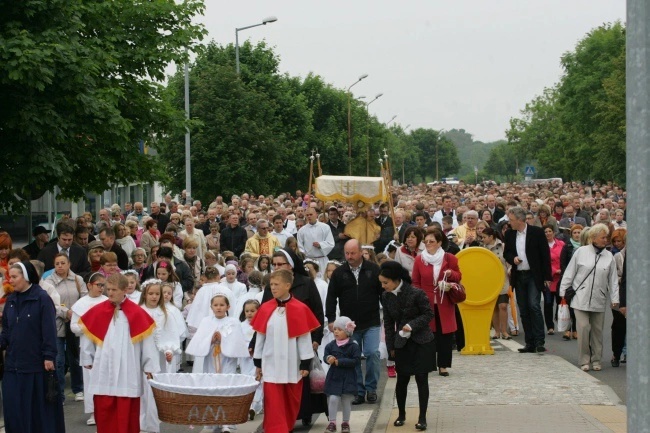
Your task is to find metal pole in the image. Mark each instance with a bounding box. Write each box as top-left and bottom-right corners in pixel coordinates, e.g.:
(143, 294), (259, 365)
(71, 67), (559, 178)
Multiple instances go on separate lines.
(184, 56), (191, 201)
(627, 0), (650, 430)
(235, 30), (240, 75)
(366, 104), (370, 176)
(348, 92), (352, 175)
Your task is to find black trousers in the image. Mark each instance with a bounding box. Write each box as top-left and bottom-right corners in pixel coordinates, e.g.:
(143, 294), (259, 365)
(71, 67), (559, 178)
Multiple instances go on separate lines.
(434, 304), (454, 368)
(611, 309), (626, 359)
(395, 373), (428, 422)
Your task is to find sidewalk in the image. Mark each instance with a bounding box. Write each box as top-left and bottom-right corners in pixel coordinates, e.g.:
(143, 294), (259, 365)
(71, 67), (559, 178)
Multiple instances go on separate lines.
(373, 342), (626, 433)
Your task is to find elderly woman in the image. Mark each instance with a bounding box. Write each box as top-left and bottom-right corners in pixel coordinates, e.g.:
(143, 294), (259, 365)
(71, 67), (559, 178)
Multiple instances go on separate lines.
(98, 252), (121, 278)
(559, 224), (619, 371)
(206, 223), (221, 252)
(412, 228), (462, 377)
(380, 261), (435, 431)
(1, 261), (64, 432)
(394, 226), (424, 275)
(480, 227), (511, 339)
(44, 253), (88, 403)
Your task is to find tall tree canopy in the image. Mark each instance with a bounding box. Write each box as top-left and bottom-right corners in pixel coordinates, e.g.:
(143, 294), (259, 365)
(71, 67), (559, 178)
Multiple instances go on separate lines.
(0, 0), (206, 213)
(502, 22), (625, 184)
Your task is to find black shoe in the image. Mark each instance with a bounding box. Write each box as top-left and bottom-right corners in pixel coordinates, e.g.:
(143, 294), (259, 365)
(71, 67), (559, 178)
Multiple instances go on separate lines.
(535, 346), (546, 353)
(518, 346), (535, 353)
(186, 360), (194, 366)
(393, 418), (405, 427)
(611, 358), (620, 367)
(438, 371), (449, 377)
(352, 395), (365, 405)
(301, 417), (312, 426)
(416, 421), (428, 430)
(366, 391), (377, 403)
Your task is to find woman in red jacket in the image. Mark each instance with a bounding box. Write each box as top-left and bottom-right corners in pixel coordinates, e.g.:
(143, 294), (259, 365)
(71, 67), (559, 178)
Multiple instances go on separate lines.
(412, 228), (462, 376)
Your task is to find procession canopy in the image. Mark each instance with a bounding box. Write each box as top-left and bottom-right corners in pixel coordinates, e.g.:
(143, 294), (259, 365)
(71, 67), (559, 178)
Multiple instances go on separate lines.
(315, 175), (387, 245)
(314, 175), (388, 209)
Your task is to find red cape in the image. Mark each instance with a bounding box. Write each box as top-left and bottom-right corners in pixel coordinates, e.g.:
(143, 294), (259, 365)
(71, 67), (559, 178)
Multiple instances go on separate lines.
(79, 298), (155, 346)
(251, 296), (320, 338)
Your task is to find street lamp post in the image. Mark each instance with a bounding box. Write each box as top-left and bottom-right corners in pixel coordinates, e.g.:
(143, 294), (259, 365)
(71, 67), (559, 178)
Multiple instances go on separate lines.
(385, 116), (397, 180)
(365, 93), (383, 176)
(235, 16), (278, 75)
(347, 74), (369, 175)
(402, 124), (411, 184)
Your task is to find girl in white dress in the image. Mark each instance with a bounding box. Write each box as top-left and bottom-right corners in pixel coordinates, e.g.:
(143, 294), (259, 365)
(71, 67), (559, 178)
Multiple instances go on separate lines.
(122, 269), (142, 303)
(185, 294), (249, 433)
(239, 299), (263, 419)
(162, 282), (188, 373)
(138, 279), (184, 433)
(220, 264), (247, 305)
(70, 272), (108, 426)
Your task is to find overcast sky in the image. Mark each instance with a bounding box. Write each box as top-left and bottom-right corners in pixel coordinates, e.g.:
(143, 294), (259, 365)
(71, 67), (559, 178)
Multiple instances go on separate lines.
(195, 1), (625, 143)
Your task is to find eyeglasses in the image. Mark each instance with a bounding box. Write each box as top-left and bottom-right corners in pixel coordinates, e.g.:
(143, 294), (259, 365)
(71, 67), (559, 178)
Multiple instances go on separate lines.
(93, 283), (106, 288)
(258, 227), (268, 231)
(272, 262), (289, 267)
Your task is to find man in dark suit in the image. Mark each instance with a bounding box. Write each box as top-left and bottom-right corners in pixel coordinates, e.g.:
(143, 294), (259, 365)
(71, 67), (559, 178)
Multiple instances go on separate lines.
(149, 201), (170, 233)
(393, 210), (408, 244)
(504, 206), (552, 353)
(97, 226), (129, 270)
(558, 205), (588, 229)
(486, 194), (505, 222)
(327, 206), (348, 261)
(37, 222), (91, 277)
(374, 203), (394, 253)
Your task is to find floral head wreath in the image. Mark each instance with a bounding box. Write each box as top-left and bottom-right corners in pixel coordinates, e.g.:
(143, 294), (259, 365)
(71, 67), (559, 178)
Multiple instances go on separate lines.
(327, 260), (342, 267)
(141, 279), (163, 291)
(121, 269), (139, 277)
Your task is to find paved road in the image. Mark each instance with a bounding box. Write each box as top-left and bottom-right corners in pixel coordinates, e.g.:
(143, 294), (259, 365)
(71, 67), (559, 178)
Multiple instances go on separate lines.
(508, 301), (627, 404)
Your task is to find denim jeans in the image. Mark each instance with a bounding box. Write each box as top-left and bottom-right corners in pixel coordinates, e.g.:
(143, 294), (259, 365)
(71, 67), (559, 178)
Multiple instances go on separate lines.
(515, 272), (545, 347)
(352, 326), (380, 396)
(56, 333), (83, 399)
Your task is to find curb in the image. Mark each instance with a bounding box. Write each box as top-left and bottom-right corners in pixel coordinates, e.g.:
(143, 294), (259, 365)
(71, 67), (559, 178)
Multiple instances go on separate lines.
(369, 372), (397, 433)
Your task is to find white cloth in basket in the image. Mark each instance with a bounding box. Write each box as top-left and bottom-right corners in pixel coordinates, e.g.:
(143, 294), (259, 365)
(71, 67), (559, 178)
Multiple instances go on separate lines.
(149, 373), (259, 397)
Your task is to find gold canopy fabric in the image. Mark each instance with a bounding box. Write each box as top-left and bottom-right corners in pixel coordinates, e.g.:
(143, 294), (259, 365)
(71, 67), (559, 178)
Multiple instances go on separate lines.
(344, 214), (381, 245)
(314, 176), (387, 207)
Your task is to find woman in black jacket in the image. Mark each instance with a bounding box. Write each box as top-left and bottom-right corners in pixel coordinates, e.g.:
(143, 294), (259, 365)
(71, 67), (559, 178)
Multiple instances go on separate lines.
(380, 261), (435, 431)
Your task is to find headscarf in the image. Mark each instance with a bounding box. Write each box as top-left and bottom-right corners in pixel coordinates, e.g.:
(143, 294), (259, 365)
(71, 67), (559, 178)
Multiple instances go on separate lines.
(14, 261), (40, 284)
(282, 248), (309, 277)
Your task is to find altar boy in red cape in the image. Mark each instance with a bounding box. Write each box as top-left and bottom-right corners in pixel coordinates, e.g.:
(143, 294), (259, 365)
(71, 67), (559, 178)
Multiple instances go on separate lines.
(79, 273), (160, 433)
(252, 269), (320, 433)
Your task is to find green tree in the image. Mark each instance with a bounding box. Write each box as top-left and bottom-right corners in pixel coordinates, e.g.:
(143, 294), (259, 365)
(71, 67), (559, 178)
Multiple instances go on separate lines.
(410, 129), (460, 182)
(0, 0), (206, 213)
(484, 140), (517, 181)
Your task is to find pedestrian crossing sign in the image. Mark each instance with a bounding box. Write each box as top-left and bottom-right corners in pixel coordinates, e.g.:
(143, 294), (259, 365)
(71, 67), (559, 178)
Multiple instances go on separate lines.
(524, 166), (535, 176)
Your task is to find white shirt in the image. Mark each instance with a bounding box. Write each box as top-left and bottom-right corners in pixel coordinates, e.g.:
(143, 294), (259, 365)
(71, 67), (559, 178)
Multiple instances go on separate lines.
(272, 229), (293, 249)
(515, 225), (531, 271)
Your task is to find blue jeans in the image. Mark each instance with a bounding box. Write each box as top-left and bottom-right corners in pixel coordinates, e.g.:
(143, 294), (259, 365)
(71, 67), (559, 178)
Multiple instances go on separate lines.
(56, 334), (83, 399)
(515, 272), (545, 347)
(352, 326), (380, 396)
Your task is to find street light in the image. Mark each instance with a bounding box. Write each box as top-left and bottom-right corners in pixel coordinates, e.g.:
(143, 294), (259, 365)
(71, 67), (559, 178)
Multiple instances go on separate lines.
(387, 115), (397, 125)
(347, 73), (369, 175)
(365, 93), (383, 175)
(235, 16), (278, 75)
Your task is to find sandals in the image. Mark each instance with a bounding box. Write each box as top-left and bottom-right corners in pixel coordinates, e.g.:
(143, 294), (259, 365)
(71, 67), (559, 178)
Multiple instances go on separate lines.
(563, 332), (571, 341)
(593, 364), (602, 371)
(502, 334), (512, 340)
(510, 330), (519, 336)
(581, 365), (590, 372)
(547, 329), (555, 335)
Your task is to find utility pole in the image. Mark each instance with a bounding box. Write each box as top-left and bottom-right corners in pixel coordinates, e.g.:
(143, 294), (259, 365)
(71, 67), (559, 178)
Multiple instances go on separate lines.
(626, 0), (650, 431)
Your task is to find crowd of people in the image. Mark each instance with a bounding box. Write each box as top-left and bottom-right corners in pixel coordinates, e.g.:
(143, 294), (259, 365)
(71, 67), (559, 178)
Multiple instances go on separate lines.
(0, 178), (628, 432)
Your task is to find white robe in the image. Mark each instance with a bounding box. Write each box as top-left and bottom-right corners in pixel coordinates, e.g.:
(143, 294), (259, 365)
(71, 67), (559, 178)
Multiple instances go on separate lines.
(240, 319), (263, 414)
(80, 310), (160, 398)
(70, 295), (108, 414)
(220, 279), (248, 305)
(126, 290), (141, 303)
(298, 222), (335, 278)
(139, 305), (185, 433)
(185, 283), (234, 331)
(186, 316), (247, 374)
(165, 302), (188, 373)
(233, 284), (261, 321)
(253, 308), (313, 384)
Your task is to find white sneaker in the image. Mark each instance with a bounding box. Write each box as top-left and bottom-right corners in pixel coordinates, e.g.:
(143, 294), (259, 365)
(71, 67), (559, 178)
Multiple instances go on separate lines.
(87, 414), (96, 425)
(75, 392), (84, 402)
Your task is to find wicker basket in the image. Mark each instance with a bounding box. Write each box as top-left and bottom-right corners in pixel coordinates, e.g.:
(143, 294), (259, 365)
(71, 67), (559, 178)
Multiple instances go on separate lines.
(149, 373), (258, 425)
